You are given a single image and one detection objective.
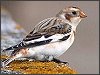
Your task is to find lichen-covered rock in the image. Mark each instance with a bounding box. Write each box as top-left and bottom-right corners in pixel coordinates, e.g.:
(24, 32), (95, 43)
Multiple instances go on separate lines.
(1, 55), (77, 74)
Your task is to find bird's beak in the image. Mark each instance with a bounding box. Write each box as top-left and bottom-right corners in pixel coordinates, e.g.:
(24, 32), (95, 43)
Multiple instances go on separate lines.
(80, 11), (87, 18)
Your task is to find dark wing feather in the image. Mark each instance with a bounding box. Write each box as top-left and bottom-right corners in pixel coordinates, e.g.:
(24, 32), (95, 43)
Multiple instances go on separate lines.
(23, 17), (72, 41)
(3, 17), (72, 51)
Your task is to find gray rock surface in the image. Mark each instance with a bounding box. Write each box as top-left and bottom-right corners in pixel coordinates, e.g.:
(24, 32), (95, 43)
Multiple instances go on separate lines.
(1, 7), (26, 74)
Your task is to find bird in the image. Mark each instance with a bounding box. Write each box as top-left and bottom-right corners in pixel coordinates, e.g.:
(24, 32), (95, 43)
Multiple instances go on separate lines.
(2, 6), (87, 67)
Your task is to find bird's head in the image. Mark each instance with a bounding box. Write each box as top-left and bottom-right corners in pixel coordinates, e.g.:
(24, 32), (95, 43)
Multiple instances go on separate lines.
(56, 6), (87, 26)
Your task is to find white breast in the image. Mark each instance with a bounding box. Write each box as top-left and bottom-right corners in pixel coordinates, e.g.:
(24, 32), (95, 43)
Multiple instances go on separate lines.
(28, 31), (75, 58)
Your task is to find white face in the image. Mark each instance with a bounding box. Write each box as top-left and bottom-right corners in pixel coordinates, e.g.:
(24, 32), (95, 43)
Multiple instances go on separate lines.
(57, 6), (87, 27)
(70, 16), (82, 25)
(67, 8), (81, 24)
(59, 13), (82, 26)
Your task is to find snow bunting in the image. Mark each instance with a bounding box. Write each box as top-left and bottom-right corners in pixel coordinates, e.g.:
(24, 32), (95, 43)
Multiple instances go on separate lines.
(2, 6), (87, 67)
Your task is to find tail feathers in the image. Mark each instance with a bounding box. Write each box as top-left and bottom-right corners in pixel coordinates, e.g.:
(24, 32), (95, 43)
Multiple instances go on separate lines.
(2, 43), (21, 52)
(1, 58), (15, 68)
(2, 42), (25, 52)
(1, 52), (23, 68)
(2, 46), (14, 52)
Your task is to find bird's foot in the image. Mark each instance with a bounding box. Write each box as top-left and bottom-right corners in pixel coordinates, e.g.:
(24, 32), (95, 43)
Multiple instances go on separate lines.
(52, 58), (69, 65)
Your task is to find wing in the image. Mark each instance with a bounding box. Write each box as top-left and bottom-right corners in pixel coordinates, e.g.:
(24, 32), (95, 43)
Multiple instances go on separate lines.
(23, 17), (72, 41)
(3, 17), (72, 51)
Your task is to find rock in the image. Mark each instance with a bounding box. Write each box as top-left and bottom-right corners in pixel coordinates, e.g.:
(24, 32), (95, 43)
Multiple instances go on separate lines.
(1, 69), (22, 74)
(1, 55), (77, 74)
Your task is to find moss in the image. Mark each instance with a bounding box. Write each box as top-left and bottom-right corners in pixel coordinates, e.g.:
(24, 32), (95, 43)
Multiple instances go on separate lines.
(1, 55), (77, 74)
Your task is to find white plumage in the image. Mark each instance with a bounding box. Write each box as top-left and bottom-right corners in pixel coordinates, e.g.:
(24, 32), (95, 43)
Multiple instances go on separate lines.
(2, 6), (87, 67)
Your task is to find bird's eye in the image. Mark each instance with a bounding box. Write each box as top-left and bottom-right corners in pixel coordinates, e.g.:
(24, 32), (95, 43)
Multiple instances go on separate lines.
(72, 11), (77, 15)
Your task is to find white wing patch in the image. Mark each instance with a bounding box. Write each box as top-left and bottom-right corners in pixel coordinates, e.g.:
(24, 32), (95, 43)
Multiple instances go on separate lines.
(25, 36), (46, 44)
(25, 34), (70, 44)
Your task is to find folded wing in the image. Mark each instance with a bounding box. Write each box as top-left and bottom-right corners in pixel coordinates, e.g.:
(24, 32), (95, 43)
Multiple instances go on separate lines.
(2, 17), (72, 51)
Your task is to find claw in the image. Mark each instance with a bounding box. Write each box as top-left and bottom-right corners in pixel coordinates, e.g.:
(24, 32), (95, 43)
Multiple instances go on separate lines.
(52, 58), (69, 65)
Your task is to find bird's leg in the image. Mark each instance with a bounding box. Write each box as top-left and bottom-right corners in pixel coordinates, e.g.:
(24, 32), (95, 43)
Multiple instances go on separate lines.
(38, 55), (54, 62)
(52, 58), (69, 65)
